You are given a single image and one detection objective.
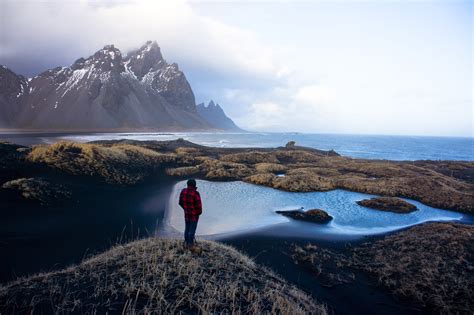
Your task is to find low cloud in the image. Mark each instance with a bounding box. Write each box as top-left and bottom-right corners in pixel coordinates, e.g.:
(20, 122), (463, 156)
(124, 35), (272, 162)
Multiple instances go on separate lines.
(0, 0), (284, 82)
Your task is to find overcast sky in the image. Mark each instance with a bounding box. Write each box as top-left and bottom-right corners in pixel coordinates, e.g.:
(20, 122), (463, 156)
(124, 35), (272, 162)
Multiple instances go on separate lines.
(0, 0), (472, 136)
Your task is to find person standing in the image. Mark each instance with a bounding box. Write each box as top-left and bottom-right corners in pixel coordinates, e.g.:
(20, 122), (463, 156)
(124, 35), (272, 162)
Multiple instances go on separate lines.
(178, 179), (202, 249)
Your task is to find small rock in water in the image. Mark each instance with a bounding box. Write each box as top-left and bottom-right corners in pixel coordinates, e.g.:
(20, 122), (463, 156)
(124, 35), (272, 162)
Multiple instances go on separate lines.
(276, 208), (333, 224)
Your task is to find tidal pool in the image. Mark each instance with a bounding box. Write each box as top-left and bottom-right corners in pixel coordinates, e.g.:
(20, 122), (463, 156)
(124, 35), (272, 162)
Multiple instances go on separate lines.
(166, 180), (465, 238)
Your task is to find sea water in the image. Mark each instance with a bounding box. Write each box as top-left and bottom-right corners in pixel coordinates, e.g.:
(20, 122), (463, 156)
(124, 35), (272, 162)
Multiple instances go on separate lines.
(166, 180), (466, 238)
(1, 132), (472, 161)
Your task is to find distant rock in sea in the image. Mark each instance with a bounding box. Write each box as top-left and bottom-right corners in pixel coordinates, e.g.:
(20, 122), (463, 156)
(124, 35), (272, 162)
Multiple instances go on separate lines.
(0, 41), (240, 131)
(196, 100), (242, 131)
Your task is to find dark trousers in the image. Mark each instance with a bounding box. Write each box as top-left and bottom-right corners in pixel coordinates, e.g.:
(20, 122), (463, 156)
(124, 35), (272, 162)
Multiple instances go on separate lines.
(184, 220), (198, 245)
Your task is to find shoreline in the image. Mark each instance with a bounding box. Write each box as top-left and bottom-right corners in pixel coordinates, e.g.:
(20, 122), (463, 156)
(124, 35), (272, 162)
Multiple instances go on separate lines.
(1, 132), (473, 162)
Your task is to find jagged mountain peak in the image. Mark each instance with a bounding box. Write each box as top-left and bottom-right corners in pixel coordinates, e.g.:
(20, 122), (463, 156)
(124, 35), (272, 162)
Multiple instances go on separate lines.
(131, 40), (162, 60)
(141, 40), (160, 53)
(208, 100), (217, 107)
(124, 41), (164, 79)
(93, 45), (122, 60)
(197, 101), (241, 131)
(66, 44), (124, 74)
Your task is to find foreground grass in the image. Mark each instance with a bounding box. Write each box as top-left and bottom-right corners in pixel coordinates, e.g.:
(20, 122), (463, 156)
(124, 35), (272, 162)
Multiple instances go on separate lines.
(0, 239), (325, 314)
(292, 222), (474, 314)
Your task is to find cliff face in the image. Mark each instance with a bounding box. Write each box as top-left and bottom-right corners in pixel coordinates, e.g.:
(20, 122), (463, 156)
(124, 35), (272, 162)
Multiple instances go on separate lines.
(0, 41), (213, 130)
(196, 100), (242, 131)
(0, 66), (27, 127)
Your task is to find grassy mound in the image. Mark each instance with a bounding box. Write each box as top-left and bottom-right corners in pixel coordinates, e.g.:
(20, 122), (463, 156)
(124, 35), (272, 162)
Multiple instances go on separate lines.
(27, 141), (175, 184)
(352, 223), (473, 313)
(0, 239), (326, 314)
(292, 222), (474, 313)
(356, 197), (418, 213)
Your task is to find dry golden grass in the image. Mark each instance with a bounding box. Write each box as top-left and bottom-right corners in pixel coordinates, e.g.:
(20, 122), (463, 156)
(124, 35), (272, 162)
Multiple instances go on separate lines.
(165, 166), (201, 177)
(244, 173), (277, 186)
(200, 159), (253, 180)
(352, 223), (474, 313)
(219, 151), (279, 164)
(292, 223), (474, 314)
(254, 163), (288, 174)
(356, 197), (418, 213)
(27, 141), (175, 184)
(0, 239), (326, 314)
(274, 150), (324, 163)
(174, 147), (200, 155)
(272, 174), (335, 192)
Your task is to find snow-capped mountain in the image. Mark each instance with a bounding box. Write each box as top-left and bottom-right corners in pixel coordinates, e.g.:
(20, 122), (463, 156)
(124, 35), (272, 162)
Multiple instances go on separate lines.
(0, 41), (239, 131)
(196, 100), (241, 131)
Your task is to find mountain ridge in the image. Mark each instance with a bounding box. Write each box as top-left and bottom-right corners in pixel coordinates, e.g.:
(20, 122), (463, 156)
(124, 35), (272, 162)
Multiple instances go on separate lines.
(0, 41), (240, 131)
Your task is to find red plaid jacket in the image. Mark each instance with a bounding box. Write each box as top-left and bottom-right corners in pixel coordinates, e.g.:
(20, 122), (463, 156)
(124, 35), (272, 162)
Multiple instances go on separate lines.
(179, 187), (202, 222)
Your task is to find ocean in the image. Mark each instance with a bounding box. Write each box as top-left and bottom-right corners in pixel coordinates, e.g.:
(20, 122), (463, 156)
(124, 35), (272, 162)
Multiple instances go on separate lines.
(2, 132), (473, 161)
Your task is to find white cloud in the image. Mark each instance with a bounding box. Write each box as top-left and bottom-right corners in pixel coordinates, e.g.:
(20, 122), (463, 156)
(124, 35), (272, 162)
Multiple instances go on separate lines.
(237, 83), (344, 133)
(294, 84), (335, 106)
(1, 0), (284, 81)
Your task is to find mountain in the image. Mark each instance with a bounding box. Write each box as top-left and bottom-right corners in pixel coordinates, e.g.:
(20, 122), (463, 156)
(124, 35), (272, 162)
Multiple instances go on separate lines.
(0, 41), (239, 131)
(196, 100), (241, 131)
(0, 66), (27, 127)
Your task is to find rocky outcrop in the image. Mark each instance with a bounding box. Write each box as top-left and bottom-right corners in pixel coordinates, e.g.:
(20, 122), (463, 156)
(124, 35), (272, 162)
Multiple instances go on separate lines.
(356, 197), (418, 213)
(276, 209), (333, 223)
(196, 100), (242, 131)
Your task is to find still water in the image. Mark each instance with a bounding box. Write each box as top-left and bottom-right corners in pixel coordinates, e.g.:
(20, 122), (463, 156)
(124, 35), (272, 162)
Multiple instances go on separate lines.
(166, 180), (466, 238)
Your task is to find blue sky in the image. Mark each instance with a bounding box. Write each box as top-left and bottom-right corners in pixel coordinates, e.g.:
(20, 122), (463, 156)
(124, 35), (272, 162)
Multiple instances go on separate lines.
(1, 0), (472, 136)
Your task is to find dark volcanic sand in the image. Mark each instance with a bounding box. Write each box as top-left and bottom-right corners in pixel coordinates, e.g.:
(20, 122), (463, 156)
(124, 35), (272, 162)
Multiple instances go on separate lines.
(221, 233), (422, 315)
(0, 173), (176, 283)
